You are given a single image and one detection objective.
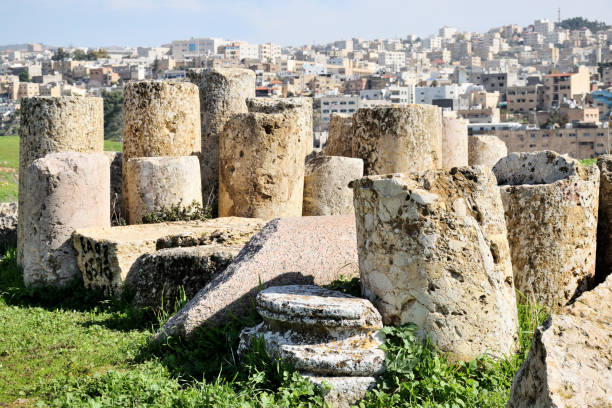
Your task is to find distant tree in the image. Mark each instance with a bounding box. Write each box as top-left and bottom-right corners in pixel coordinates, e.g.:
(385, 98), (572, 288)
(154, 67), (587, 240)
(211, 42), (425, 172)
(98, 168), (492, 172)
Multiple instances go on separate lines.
(431, 80), (438, 87)
(51, 47), (70, 61)
(91, 48), (109, 59)
(18, 71), (29, 82)
(559, 17), (610, 32)
(101, 90), (124, 141)
(72, 49), (88, 60)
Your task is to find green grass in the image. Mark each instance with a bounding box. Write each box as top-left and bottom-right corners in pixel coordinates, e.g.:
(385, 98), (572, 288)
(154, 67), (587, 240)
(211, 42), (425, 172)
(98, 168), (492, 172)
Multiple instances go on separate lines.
(0, 248), (548, 408)
(104, 140), (122, 152)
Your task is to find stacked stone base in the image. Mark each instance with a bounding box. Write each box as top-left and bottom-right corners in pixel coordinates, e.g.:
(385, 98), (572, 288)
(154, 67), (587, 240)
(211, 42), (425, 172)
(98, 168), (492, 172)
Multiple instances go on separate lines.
(239, 285), (385, 408)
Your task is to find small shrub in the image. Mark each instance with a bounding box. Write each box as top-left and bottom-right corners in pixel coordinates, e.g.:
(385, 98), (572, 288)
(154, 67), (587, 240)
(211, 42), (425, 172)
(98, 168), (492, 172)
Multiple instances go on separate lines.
(141, 200), (212, 224)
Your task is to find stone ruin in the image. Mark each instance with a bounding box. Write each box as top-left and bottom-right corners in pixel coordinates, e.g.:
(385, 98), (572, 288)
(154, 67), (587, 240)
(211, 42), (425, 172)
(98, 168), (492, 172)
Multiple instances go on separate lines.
(9, 76), (611, 407)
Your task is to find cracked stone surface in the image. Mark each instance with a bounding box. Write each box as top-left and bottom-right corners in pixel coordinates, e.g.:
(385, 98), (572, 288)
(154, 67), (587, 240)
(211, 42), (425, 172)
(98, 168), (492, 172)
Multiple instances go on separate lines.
(18, 96), (104, 265)
(324, 113), (353, 158)
(596, 155), (612, 283)
(442, 111), (468, 169)
(493, 151), (599, 310)
(352, 105), (442, 176)
(351, 166), (518, 361)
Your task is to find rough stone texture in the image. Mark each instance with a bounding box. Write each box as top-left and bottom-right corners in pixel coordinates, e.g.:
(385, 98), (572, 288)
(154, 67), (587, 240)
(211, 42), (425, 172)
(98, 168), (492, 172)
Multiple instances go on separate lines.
(18, 96), (104, 265)
(134, 244), (243, 311)
(351, 166), (518, 361)
(493, 151), (599, 310)
(507, 276), (612, 408)
(442, 111), (468, 169)
(468, 135), (507, 168)
(156, 215), (359, 340)
(0, 202), (17, 254)
(104, 151), (124, 225)
(122, 80), (201, 160)
(218, 98), (313, 218)
(23, 152), (110, 287)
(73, 218), (265, 295)
(187, 69), (255, 211)
(324, 113), (353, 157)
(351, 105), (443, 176)
(302, 154), (363, 216)
(596, 155), (612, 283)
(239, 285), (385, 408)
(123, 156), (202, 224)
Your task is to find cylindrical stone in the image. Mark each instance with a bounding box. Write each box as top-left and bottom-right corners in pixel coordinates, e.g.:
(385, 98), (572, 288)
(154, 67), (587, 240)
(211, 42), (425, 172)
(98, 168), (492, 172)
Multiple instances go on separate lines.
(468, 135), (507, 168)
(351, 105), (443, 176)
(324, 113), (353, 157)
(18, 96), (104, 265)
(492, 151), (599, 310)
(188, 69), (255, 211)
(351, 166), (519, 362)
(22, 152), (110, 287)
(303, 154), (363, 216)
(596, 155), (612, 283)
(218, 98), (312, 218)
(122, 80), (201, 160)
(123, 156), (203, 224)
(442, 112), (468, 169)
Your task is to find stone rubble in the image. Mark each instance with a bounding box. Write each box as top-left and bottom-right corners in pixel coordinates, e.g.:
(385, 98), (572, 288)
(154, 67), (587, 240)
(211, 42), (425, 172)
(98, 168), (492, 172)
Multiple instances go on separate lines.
(351, 166), (519, 361)
(239, 285), (385, 408)
(493, 151), (599, 309)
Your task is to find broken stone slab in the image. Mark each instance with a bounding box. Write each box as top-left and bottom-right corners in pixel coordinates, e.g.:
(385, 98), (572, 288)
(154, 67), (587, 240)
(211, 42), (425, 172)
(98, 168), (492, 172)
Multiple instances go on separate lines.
(596, 155), (612, 283)
(73, 217), (265, 295)
(0, 202), (17, 254)
(104, 151), (124, 226)
(23, 152), (110, 287)
(156, 215), (360, 340)
(493, 151), (599, 310)
(352, 105), (443, 176)
(256, 285), (382, 331)
(324, 113), (353, 158)
(133, 244), (243, 312)
(507, 275), (612, 408)
(351, 166), (519, 362)
(468, 135), (507, 168)
(304, 374), (377, 408)
(302, 154), (364, 216)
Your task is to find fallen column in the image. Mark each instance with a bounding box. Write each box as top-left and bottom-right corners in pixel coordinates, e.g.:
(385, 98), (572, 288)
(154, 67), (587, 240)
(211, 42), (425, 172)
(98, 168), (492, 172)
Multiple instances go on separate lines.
(351, 166), (518, 361)
(22, 152), (109, 286)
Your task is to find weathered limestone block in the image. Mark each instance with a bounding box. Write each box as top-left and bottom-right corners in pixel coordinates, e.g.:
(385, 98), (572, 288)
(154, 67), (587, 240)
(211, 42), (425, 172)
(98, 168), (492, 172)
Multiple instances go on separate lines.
(351, 105), (443, 175)
(508, 276), (612, 408)
(324, 113), (353, 157)
(239, 285), (385, 408)
(18, 96), (103, 264)
(442, 111), (468, 169)
(73, 218), (265, 295)
(596, 154), (612, 283)
(351, 166), (518, 361)
(219, 98), (312, 218)
(493, 151), (599, 309)
(187, 68), (255, 209)
(134, 244), (243, 311)
(0, 202), (17, 254)
(303, 154), (363, 216)
(156, 215), (359, 340)
(123, 156), (202, 224)
(23, 152), (109, 286)
(468, 135), (507, 168)
(122, 81), (201, 160)
(104, 151), (124, 225)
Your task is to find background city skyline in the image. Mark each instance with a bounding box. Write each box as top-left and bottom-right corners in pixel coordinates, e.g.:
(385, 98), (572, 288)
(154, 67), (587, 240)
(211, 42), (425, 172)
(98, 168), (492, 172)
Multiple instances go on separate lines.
(3, 0), (611, 48)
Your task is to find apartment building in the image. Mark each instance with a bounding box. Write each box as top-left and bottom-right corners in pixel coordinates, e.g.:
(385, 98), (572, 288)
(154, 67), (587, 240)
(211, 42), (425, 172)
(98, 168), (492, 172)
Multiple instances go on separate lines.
(507, 85), (542, 113)
(457, 107), (500, 123)
(171, 37), (224, 59)
(377, 51), (406, 68)
(541, 65), (589, 108)
(259, 43), (281, 62)
(320, 95), (359, 123)
(389, 85), (415, 105)
(469, 72), (517, 98)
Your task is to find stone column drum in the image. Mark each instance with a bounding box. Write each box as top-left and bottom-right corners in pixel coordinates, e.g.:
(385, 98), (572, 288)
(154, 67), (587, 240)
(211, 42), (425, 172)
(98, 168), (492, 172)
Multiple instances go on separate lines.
(18, 96), (104, 265)
(596, 155), (612, 283)
(303, 154), (363, 216)
(122, 80), (201, 160)
(352, 105), (443, 176)
(442, 112), (468, 169)
(123, 156), (203, 224)
(218, 98), (312, 218)
(324, 113), (353, 157)
(492, 151), (599, 310)
(351, 166), (519, 362)
(468, 135), (507, 168)
(22, 152), (110, 287)
(188, 69), (255, 210)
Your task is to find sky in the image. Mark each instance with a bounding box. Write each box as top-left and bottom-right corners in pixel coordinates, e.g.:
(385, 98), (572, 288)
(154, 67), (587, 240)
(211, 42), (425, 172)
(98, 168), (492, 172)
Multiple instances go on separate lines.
(2, 0), (611, 48)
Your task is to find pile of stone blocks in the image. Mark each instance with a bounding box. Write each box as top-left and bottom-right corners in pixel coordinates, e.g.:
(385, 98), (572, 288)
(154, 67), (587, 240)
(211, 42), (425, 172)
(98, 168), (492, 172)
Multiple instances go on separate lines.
(239, 285), (385, 408)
